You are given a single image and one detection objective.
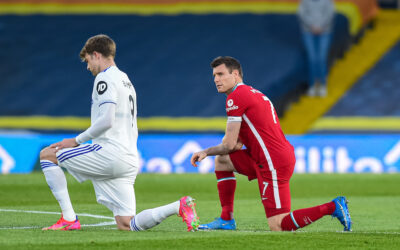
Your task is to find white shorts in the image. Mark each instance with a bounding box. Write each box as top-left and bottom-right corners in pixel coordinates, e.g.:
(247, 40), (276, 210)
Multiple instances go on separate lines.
(56, 143), (138, 216)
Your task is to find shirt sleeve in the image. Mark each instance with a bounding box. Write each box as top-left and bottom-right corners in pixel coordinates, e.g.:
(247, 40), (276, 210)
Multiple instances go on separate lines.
(95, 77), (118, 107)
(226, 93), (246, 123)
(75, 102), (116, 144)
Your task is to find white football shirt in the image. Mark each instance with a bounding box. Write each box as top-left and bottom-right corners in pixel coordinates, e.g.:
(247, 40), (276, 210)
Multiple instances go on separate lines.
(88, 66), (138, 166)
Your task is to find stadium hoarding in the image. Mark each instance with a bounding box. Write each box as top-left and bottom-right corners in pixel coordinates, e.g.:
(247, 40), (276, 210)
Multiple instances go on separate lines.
(0, 134), (399, 174)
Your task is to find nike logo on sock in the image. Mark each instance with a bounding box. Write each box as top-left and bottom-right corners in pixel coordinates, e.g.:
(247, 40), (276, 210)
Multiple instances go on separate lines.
(303, 216), (313, 225)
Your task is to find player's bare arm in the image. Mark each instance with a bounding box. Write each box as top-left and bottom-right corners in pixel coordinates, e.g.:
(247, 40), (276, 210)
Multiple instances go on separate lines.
(191, 121), (241, 167)
(50, 138), (78, 151)
(232, 137), (243, 151)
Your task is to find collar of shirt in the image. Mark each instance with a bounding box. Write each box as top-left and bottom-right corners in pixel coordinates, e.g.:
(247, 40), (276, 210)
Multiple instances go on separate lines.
(232, 82), (245, 92)
(103, 66), (114, 72)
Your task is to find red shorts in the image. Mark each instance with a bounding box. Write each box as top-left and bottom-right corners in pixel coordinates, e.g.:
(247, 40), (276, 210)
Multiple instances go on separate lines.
(229, 149), (295, 218)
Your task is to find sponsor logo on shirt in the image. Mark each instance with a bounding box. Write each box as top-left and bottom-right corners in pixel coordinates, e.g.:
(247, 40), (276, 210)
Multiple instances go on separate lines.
(97, 81), (108, 95)
(226, 105), (238, 112)
(226, 99), (239, 112)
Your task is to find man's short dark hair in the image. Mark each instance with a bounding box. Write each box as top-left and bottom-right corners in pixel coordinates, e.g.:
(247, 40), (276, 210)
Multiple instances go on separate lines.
(79, 34), (116, 61)
(211, 56), (243, 78)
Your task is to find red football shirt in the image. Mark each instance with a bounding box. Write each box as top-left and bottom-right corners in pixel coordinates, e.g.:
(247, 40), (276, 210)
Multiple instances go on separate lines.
(226, 83), (295, 170)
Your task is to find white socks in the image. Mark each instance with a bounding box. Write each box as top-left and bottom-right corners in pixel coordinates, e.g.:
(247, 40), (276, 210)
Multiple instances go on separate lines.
(40, 159), (181, 229)
(130, 201), (180, 231)
(40, 160), (76, 222)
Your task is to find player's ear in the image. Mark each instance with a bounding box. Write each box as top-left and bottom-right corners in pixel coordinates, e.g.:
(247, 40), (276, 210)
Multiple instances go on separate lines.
(232, 69), (239, 78)
(92, 51), (101, 60)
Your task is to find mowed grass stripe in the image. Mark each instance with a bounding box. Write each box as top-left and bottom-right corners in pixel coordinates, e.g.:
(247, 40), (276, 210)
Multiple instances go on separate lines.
(0, 173), (399, 249)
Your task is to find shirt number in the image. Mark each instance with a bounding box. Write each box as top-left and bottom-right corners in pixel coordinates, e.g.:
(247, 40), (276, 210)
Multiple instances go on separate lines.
(263, 96), (277, 124)
(129, 95), (135, 127)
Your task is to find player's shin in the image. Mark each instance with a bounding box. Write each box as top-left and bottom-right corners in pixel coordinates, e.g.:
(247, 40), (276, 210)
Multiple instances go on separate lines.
(216, 171), (236, 220)
(280, 202), (335, 231)
(40, 160), (76, 222)
(130, 201), (179, 231)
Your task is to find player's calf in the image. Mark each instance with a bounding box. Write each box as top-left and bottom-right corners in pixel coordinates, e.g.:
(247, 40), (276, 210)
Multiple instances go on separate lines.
(280, 203), (334, 231)
(128, 197), (199, 232)
(279, 198), (349, 231)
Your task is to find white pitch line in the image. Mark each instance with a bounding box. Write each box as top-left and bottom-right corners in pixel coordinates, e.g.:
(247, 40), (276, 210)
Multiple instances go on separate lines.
(0, 208), (116, 230)
(0, 209), (114, 220)
(0, 226), (41, 230)
(82, 221), (116, 227)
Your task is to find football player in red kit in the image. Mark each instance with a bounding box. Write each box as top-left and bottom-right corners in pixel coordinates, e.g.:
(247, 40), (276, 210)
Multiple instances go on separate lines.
(191, 56), (351, 231)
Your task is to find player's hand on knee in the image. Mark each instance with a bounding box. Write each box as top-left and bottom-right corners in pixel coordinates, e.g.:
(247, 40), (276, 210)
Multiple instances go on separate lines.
(191, 151), (207, 167)
(50, 138), (78, 151)
(233, 141), (243, 151)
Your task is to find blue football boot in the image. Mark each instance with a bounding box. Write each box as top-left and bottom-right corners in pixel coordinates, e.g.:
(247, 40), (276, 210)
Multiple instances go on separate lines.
(198, 217), (236, 230)
(332, 196), (352, 231)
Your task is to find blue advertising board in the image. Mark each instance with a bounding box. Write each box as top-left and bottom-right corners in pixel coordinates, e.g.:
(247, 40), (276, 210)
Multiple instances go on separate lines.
(0, 134), (399, 174)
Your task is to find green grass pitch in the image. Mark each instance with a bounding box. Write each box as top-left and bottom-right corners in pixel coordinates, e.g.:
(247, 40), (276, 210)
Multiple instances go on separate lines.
(0, 172), (399, 249)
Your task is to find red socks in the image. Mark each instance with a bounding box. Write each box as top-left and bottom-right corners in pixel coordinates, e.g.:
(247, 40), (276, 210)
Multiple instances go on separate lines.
(216, 170), (336, 229)
(281, 201), (335, 231)
(215, 171), (236, 221)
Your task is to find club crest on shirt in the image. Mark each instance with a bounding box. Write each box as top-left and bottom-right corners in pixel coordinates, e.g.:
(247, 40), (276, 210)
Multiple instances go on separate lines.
(97, 81), (108, 95)
(226, 99), (238, 112)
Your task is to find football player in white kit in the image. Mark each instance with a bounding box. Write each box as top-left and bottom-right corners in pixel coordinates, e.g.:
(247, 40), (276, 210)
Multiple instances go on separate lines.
(39, 34), (199, 232)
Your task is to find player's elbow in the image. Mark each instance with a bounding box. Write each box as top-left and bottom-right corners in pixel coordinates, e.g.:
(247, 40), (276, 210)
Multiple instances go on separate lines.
(107, 117), (115, 129)
(224, 141), (237, 152)
(101, 120), (113, 131)
(98, 117), (114, 133)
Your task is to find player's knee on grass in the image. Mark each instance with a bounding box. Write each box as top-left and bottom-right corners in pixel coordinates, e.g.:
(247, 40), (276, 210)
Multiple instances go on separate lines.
(115, 216), (132, 231)
(267, 213), (289, 231)
(215, 155), (235, 172)
(269, 223), (281, 231)
(39, 147), (58, 164)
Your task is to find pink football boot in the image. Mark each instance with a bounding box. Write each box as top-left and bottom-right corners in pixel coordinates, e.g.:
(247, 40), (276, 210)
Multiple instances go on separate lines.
(42, 215), (81, 231)
(178, 196), (200, 232)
